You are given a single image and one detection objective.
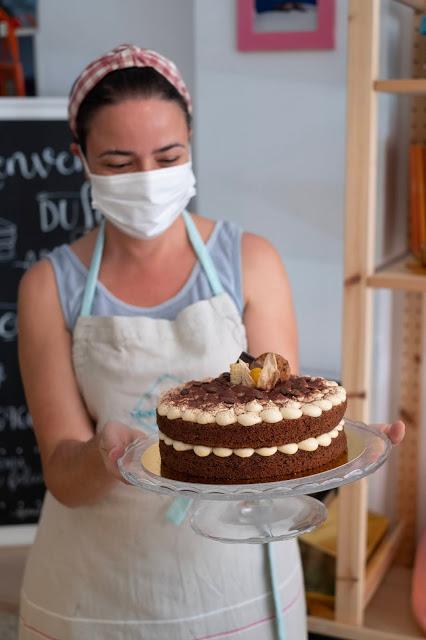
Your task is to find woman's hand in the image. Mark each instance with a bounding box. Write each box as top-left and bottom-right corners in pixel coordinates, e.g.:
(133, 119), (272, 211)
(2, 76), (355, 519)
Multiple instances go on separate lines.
(372, 420), (405, 445)
(98, 421), (146, 480)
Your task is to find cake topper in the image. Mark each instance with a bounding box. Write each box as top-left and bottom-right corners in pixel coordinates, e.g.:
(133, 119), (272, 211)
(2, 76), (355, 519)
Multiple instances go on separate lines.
(231, 352), (291, 392)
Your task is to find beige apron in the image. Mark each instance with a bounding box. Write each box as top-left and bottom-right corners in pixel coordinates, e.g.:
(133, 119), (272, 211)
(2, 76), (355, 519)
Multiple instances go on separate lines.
(19, 214), (306, 639)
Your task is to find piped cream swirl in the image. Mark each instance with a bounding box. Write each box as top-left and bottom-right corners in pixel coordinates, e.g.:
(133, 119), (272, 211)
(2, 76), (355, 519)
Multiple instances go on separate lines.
(159, 421), (344, 458)
(158, 385), (346, 425)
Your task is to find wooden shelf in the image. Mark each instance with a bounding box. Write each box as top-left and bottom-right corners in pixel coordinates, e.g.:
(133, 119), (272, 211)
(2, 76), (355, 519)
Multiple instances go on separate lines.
(374, 79), (426, 94)
(367, 255), (426, 292)
(364, 521), (405, 607)
(309, 567), (424, 640)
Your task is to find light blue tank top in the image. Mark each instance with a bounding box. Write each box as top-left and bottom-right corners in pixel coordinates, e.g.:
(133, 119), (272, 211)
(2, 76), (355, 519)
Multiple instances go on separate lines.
(47, 218), (244, 331)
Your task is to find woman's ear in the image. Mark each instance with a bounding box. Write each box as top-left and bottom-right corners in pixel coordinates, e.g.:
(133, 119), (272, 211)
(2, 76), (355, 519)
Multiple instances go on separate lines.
(70, 143), (90, 177)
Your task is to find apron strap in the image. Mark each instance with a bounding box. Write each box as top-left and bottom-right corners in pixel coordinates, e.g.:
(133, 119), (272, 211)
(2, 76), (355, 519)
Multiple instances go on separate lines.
(182, 210), (224, 296)
(267, 543), (287, 640)
(79, 218), (106, 317)
(80, 212), (224, 317)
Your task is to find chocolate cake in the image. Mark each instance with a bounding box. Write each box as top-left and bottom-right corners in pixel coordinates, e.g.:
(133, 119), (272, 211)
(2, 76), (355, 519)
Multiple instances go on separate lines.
(156, 353), (347, 483)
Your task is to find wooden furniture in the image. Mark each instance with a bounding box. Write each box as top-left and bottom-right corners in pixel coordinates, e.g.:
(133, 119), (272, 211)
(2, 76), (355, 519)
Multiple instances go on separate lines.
(0, 8), (25, 97)
(308, 0), (426, 637)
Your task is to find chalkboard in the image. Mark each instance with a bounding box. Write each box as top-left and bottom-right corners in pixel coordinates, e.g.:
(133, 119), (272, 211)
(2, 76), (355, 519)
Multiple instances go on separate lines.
(0, 100), (99, 526)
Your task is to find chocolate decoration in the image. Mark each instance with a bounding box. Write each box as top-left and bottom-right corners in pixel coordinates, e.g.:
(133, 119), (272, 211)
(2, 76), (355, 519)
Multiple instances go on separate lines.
(162, 373), (330, 410)
(238, 351), (256, 365)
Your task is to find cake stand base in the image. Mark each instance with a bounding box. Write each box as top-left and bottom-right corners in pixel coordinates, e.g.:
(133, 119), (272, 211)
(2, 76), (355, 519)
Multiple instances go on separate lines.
(118, 420), (391, 543)
(190, 495), (327, 543)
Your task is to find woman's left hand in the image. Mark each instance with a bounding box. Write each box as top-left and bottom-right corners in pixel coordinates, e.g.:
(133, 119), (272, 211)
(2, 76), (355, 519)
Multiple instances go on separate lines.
(372, 420), (405, 445)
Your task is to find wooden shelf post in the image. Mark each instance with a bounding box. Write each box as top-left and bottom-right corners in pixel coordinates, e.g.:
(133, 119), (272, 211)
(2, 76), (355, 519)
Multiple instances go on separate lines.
(336, 0), (380, 625)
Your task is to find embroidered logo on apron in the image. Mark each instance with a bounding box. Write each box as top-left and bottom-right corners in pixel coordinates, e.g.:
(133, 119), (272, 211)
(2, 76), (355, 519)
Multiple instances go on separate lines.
(130, 373), (183, 431)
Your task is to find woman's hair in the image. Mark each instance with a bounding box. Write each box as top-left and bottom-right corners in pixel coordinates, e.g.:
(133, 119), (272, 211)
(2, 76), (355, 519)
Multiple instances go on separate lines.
(75, 67), (192, 153)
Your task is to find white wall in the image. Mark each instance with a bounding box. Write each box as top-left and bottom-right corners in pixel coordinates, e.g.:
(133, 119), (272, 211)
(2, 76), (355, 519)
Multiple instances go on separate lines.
(193, 0), (348, 380)
(35, 0), (195, 99)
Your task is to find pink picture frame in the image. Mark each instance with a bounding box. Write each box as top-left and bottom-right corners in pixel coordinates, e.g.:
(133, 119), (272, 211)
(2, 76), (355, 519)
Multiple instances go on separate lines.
(237, 0), (335, 51)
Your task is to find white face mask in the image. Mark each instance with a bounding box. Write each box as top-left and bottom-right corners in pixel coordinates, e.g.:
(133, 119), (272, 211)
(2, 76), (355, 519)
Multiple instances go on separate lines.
(85, 160), (196, 240)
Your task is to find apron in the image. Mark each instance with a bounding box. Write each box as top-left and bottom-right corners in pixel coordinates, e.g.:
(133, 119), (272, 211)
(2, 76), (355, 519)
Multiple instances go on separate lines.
(20, 212), (307, 640)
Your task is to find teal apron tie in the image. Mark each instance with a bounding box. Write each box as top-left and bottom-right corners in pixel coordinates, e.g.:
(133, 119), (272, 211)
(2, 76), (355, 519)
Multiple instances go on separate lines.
(267, 543), (287, 640)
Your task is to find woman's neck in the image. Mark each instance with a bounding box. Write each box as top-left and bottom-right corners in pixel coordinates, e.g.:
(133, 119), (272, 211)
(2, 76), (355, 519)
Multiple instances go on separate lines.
(103, 213), (187, 267)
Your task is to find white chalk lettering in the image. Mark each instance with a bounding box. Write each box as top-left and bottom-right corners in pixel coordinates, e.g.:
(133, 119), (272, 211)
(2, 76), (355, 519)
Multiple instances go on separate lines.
(38, 192), (80, 232)
(56, 150), (80, 175)
(0, 311), (17, 342)
(0, 406), (33, 431)
(0, 363), (6, 388)
(81, 181), (102, 228)
(37, 182), (99, 234)
(13, 248), (50, 271)
(0, 147), (82, 190)
(0, 457), (43, 493)
(13, 505), (43, 520)
(6, 152), (38, 180)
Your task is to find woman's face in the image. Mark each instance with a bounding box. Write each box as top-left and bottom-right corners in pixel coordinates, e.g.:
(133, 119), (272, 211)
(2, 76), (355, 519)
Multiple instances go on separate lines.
(82, 97), (191, 175)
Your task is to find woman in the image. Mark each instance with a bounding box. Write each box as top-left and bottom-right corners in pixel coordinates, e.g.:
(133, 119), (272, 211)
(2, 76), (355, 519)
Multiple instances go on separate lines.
(18, 44), (404, 639)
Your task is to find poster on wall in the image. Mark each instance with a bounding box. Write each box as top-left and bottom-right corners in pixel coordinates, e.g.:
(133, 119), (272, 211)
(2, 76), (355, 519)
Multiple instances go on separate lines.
(237, 0), (335, 51)
(0, 99), (99, 530)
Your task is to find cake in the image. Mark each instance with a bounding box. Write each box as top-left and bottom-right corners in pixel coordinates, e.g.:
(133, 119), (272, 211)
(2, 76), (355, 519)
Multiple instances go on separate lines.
(156, 353), (347, 483)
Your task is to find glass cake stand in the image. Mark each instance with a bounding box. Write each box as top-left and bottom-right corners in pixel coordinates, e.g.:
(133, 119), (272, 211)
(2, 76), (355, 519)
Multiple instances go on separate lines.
(118, 419), (392, 544)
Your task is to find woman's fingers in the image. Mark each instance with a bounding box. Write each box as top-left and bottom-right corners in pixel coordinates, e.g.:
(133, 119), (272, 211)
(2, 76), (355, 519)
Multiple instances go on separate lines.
(371, 420), (405, 445)
(98, 421), (145, 479)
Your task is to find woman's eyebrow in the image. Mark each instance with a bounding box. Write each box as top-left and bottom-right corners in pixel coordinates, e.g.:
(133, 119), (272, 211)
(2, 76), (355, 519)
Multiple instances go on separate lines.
(153, 143), (185, 153)
(98, 143), (185, 158)
(98, 150), (133, 158)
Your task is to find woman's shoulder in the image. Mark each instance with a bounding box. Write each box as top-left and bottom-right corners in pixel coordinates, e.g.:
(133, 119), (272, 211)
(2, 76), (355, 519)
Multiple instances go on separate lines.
(18, 228), (98, 312)
(193, 212), (279, 261)
(191, 211), (283, 268)
(190, 212), (243, 243)
(67, 227), (99, 269)
(18, 255), (63, 327)
(190, 212), (216, 243)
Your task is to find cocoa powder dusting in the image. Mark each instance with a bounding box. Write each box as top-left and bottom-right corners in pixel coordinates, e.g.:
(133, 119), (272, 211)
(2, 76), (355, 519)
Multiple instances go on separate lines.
(166, 374), (329, 410)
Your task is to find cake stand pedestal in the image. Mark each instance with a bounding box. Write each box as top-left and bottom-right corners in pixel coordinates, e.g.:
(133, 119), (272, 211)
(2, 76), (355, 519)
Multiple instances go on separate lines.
(118, 420), (391, 543)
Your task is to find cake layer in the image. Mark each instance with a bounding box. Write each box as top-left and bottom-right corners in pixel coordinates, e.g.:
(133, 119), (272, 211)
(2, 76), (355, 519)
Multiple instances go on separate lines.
(157, 402), (346, 449)
(161, 451), (349, 484)
(159, 429), (347, 483)
(159, 420), (344, 457)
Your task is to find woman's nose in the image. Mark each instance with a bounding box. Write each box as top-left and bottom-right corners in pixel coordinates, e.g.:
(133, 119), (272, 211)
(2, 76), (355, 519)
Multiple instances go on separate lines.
(135, 157), (158, 172)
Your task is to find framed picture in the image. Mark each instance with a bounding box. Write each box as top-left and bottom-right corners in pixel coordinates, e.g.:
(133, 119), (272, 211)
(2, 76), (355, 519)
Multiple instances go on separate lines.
(237, 0), (335, 51)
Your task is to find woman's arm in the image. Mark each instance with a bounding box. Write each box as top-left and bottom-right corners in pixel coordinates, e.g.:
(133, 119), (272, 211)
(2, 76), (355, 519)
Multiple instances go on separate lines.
(18, 260), (136, 508)
(242, 233), (299, 372)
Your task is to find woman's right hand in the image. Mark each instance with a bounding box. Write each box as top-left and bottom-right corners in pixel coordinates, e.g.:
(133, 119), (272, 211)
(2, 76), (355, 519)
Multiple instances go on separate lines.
(98, 421), (146, 481)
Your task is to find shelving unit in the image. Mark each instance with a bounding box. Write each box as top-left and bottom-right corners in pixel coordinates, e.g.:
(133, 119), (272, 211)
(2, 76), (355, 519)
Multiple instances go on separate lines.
(374, 79), (426, 93)
(308, 0), (426, 637)
(367, 254), (426, 291)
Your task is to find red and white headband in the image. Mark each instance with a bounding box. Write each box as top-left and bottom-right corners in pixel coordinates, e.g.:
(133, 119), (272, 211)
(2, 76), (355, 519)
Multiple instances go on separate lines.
(68, 43), (192, 137)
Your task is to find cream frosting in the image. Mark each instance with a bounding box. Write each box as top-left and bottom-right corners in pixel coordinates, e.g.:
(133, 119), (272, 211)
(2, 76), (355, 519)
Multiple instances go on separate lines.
(159, 420), (345, 458)
(158, 384), (346, 425)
